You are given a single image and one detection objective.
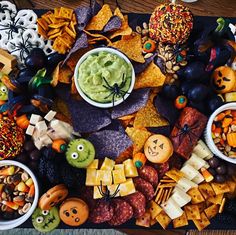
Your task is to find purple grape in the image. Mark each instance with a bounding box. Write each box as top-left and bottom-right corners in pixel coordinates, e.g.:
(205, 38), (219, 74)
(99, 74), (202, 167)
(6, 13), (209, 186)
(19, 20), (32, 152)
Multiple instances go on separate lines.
(24, 140), (35, 152)
(29, 149), (41, 161)
(215, 174), (226, 183)
(208, 168), (216, 176)
(216, 165), (227, 175)
(208, 157), (220, 168)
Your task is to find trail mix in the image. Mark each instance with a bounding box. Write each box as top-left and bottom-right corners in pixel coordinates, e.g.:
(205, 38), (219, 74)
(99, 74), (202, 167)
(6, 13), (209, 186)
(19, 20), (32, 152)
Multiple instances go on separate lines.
(0, 165), (35, 220)
(212, 109), (236, 158)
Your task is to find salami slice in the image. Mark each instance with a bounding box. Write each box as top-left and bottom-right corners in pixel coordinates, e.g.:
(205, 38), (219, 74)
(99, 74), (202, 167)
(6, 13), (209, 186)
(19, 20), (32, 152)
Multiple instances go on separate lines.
(133, 177), (155, 201)
(138, 165), (158, 187)
(123, 191), (146, 218)
(108, 199), (133, 226)
(158, 161), (170, 178)
(89, 200), (114, 224)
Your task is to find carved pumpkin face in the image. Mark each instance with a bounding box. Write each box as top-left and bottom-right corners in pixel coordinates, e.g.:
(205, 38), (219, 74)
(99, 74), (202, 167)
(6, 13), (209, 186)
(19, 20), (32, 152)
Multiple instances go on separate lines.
(212, 66), (236, 94)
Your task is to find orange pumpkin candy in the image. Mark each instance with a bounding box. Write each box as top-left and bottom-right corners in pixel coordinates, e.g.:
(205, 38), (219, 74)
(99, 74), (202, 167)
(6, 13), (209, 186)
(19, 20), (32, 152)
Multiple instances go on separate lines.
(212, 66), (236, 94)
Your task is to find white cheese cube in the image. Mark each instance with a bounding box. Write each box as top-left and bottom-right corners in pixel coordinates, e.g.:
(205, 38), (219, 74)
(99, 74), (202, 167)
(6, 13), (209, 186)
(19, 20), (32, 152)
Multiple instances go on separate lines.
(170, 187), (191, 207)
(162, 198), (183, 220)
(180, 164), (199, 180)
(34, 139), (43, 150)
(177, 177), (198, 192)
(44, 110), (57, 122)
(26, 125), (35, 136)
(49, 119), (73, 140)
(192, 172), (205, 184)
(30, 114), (42, 125)
(186, 153), (207, 170)
(39, 134), (53, 146)
(35, 121), (48, 136)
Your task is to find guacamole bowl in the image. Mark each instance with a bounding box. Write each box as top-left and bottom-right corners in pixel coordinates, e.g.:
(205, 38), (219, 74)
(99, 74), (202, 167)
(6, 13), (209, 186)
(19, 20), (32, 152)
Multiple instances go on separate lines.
(74, 47), (135, 108)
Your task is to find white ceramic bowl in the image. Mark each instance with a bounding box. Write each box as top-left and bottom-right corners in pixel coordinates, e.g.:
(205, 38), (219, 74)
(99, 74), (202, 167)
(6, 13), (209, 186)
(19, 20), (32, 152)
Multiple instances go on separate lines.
(74, 47), (135, 108)
(0, 160), (39, 230)
(205, 102), (236, 164)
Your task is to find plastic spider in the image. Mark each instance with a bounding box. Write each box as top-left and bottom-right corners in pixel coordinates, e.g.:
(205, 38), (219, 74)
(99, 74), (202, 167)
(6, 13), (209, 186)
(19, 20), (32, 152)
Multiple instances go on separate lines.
(167, 44), (187, 62)
(102, 74), (130, 106)
(171, 121), (199, 146)
(0, 17), (26, 40)
(97, 182), (120, 201)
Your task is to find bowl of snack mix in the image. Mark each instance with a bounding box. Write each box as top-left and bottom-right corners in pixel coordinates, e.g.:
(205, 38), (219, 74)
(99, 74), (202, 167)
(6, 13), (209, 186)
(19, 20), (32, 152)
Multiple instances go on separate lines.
(205, 103), (236, 164)
(0, 160), (39, 230)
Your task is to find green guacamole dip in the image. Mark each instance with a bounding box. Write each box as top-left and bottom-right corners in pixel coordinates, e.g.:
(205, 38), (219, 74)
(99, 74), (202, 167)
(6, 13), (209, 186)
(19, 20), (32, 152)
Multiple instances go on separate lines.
(78, 51), (132, 103)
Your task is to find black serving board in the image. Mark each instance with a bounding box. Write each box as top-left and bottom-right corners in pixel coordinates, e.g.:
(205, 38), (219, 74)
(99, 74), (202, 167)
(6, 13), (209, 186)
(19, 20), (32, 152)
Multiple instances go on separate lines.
(19, 12), (236, 230)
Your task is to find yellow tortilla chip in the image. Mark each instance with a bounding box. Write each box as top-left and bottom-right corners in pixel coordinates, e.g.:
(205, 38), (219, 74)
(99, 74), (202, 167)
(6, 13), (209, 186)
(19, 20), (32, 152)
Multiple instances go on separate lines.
(86, 4), (113, 31)
(125, 127), (151, 154)
(110, 33), (145, 63)
(51, 61), (62, 87)
(84, 30), (111, 44)
(134, 61), (166, 89)
(59, 64), (73, 84)
(133, 99), (168, 128)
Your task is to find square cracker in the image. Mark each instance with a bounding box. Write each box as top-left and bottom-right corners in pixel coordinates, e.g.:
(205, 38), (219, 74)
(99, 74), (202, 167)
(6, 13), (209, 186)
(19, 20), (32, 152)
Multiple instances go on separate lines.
(148, 200), (162, 219)
(165, 168), (185, 182)
(136, 212), (151, 228)
(198, 183), (215, 200)
(211, 182), (230, 195)
(173, 211), (188, 228)
(196, 202), (207, 213)
(155, 210), (171, 230)
(207, 193), (224, 205)
(184, 204), (201, 220)
(187, 187), (205, 204)
(204, 204), (219, 220)
(193, 212), (210, 231)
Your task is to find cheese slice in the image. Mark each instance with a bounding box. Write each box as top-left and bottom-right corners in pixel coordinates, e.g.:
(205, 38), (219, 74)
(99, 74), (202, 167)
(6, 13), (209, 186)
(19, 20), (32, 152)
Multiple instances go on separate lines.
(93, 185), (106, 199)
(177, 177), (198, 192)
(100, 157), (115, 170)
(170, 187), (191, 207)
(185, 153), (207, 170)
(119, 178), (136, 196)
(192, 172), (205, 184)
(86, 169), (98, 186)
(87, 159), (99, 169)
(96, 170), (112, 186)
(123, 159), (138, 177)
(180, 164), (199, 180)
(162, 198), (184, 220)
(114, 164), (125, 171)
(193, 140), (213, 160)
(107, 184), (120, 197)
(112, 169), (126, 184)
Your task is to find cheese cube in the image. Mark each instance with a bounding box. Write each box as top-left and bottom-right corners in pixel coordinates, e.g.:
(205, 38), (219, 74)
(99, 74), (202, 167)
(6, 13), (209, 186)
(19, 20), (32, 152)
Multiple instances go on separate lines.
(170, 187), (191, 207)
(44, 110), (57, 122)
(49, 119), (73, 140)
(39, 134), (53, 146)
(87, 159), (99, 169)
(123, 159), (138, 177)
(185, 153), (207, 170)
(96, 170), (112, 186)
(100, 157), (115, 171)
(177, 177), (198, 192)
(119, 179), (136, 196)
(192, 172), (204, 184)
(180, 164), (199, 180)
(34, 139), (43, 150)
(114, 164), (125, 171)
(162, 198), (184, 220)
(86, 169), (98, 186)
(112, 169), (126, 184)
(193, 140), (213, 160)
(26, 125), (35, 136)
(30, 114), (42, 125)
(35, 121), (48, 136)
(107, 184), (120, 197)
(93, 185), (106, 199)
(203, 162), (210, 169)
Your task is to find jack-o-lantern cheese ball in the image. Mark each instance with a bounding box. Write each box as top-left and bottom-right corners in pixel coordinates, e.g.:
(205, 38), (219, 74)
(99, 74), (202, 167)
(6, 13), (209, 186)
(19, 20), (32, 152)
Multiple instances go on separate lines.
(149, 3), (193, 44)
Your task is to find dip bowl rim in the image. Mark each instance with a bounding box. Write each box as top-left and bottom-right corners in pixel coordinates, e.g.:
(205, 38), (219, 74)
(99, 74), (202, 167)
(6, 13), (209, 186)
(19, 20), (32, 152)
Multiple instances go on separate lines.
(205, 102), (236, 164)
(74, 47), (135, 108)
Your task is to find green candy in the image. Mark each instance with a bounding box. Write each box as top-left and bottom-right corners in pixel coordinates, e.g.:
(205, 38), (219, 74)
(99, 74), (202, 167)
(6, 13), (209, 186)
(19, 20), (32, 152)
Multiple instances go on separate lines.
(32, 207), (60, 233)
(0, 81), (8, 101)
(66, 139), (95, 168)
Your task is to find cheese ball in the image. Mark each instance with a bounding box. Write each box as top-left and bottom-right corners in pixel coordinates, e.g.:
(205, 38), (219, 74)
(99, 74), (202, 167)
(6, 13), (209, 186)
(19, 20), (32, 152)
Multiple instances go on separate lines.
(149, 3), (193, 44)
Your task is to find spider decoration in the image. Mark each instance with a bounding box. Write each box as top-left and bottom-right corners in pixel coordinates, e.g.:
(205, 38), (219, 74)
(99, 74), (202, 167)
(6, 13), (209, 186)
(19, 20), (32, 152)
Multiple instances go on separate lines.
(0, 17), (26, 40)
(97, 181), (120, 201)
(171, 121), (199, 146)
(102, 74), (130, 106)
(167, 44), (188, 62)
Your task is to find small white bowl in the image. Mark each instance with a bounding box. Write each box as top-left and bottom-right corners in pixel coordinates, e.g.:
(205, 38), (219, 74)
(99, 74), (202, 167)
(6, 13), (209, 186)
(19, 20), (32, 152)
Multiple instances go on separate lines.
(74, 47), (135, 108)
(205, 102), (236, 164)
(0, 160), (39, 230)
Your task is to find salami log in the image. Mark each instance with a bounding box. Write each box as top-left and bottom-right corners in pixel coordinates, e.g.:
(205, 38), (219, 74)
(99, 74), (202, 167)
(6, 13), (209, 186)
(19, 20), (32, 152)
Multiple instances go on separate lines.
(108, 199), (133, 226)
(123, 191), (146, 218)
(133, 177), (155, 201)
(138, 165), (158, 187)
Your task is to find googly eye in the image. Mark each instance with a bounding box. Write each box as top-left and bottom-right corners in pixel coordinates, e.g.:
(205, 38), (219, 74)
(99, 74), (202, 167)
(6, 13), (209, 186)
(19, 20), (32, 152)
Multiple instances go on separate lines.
(42, 210), (49, 216)
(0, 86), (7, 93)
(71, 152), (78, 159)
(77, 144), (84, 152)
(36, 216), (44, 224)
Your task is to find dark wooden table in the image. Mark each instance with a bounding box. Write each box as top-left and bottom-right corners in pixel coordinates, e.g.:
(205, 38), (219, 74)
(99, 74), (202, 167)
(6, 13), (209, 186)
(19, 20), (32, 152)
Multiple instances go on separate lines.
(10, 0), (236, 234)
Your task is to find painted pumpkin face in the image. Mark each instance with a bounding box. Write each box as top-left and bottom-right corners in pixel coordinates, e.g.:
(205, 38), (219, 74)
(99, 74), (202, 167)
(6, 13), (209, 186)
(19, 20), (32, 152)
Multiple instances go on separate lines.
(59, 198), (89, 227)
(212, 66), (236, 94)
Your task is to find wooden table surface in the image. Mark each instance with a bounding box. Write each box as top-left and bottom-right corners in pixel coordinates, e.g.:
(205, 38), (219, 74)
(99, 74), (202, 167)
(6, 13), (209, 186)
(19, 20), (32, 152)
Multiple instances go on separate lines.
(11, 0), (236, 234)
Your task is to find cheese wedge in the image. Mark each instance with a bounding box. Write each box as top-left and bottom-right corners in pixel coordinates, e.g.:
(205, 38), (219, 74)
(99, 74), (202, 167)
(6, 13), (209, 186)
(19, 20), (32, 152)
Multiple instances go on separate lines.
(185, 153), (207, 170)
(180, 164), (199, 180)
(162, 198), (184, 220)
(177, 177), (198, 192)
(192, 172), (205, 184)
(170, 187), (191, 207)
(193, 140), (213, 160)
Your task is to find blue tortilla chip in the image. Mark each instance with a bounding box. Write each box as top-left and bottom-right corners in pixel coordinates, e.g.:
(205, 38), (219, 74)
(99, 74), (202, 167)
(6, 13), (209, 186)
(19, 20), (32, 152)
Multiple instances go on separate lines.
(88, 130), (133, 159)
(54, 84), (71, 101)
(68, 99), (111, 133)
(74, 6), (92, 31)
(102, 119), (125, 133)
(90, 0), (102, 16)
(133, 54), (156, 74)
(147, 125), (171, 137)
(154, 95), (179, 126)
(111, 88), (150, 119)
(103, 16), (122, 33)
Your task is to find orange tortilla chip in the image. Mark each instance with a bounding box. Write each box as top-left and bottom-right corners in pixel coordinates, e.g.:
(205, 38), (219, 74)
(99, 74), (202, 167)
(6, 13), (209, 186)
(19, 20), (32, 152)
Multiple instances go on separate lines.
(125, 127), (152, 154)
(110, 33), (145, 63)
(134, 99), (168, 128)
(134, 61), (166, 89)
(86, 4), (113, 31)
